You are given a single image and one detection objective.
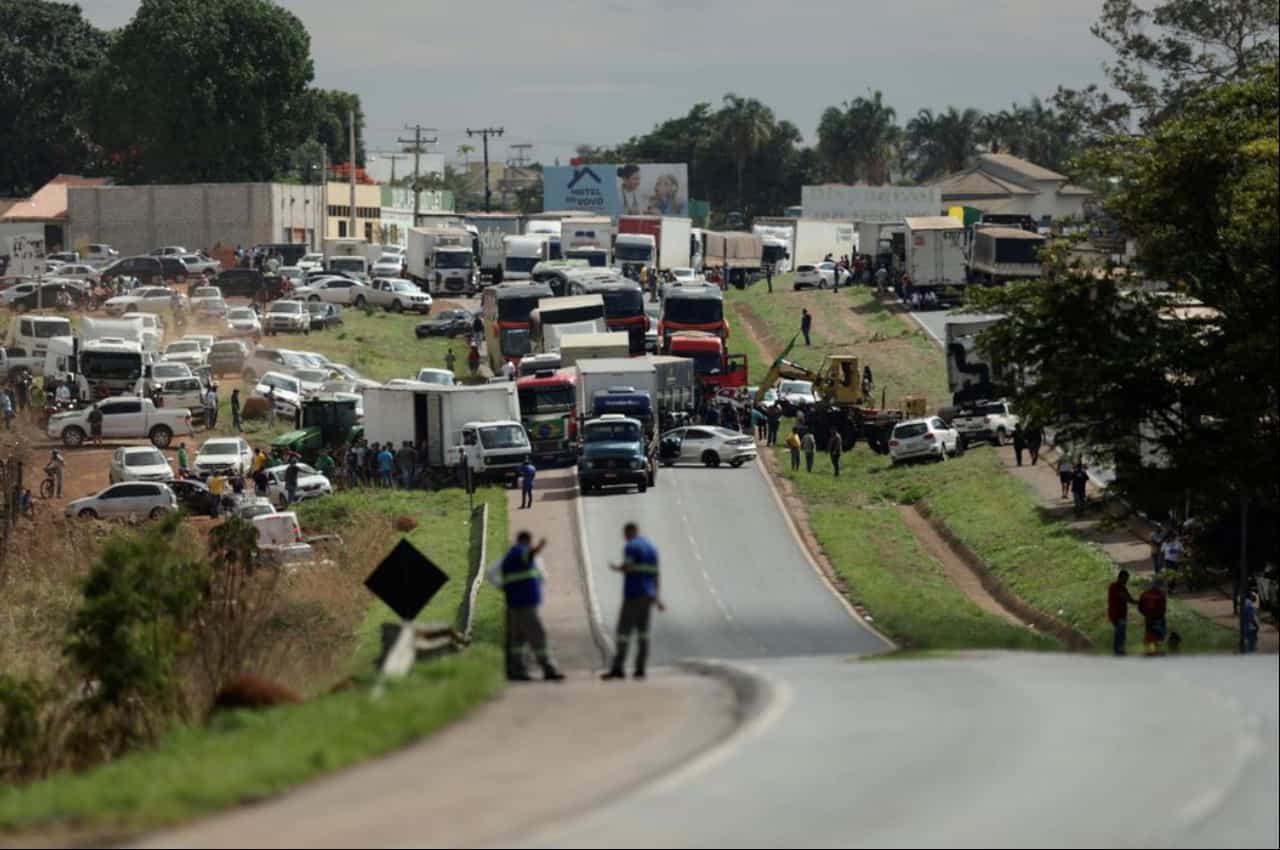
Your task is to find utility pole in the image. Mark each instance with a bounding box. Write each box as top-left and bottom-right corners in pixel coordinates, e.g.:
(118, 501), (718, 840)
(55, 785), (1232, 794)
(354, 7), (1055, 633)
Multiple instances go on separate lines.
(398, 124), (438, 225)
(467, 126), (504, 212)
(381, 153), (406, 183)
(348, 108), (357, 241)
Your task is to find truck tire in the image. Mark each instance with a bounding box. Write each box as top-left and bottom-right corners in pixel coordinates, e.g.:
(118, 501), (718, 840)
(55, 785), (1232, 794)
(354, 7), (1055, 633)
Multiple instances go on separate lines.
(354, 295), (366, 308)
(149, 425), (173, 448)
(702, 450), (720, 468)
(62, 426), (86, 448)
(390, 300), (403, 313)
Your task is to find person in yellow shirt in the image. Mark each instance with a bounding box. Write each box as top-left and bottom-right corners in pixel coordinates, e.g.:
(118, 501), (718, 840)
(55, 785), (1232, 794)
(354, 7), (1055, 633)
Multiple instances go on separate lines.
(252, 448), (268, 475)
(208, 473), (225, 518)
(786, 430), (802, 471)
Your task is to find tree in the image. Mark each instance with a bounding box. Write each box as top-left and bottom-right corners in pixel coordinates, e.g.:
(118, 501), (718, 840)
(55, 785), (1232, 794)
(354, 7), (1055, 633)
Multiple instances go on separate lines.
(456, 143), (475, 168)
(972, 64), (1279, 602)
(87, 0), (315, 183)
(816, 91), (902, 184)
(906, 106), (981, 181)
(1072, 0), (1279, 131)
(0, 1), (107, 195)
(304, 88), (366, 168)
(720, 94), (776, 213)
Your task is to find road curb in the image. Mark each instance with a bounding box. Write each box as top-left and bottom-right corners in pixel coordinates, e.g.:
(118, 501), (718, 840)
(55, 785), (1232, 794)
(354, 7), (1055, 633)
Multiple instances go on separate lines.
(455, 501), (489, 640)
(573, 475), (612, 665)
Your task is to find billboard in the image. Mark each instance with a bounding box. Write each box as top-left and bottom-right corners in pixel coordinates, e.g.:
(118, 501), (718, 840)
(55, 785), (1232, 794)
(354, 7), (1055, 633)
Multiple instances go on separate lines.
(543, 163), (689, 219)
(802, 185), (941, 223)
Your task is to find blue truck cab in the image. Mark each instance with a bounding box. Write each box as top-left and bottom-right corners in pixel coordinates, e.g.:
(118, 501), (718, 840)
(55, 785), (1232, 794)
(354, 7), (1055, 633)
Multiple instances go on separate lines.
(577, 412), (655, 495)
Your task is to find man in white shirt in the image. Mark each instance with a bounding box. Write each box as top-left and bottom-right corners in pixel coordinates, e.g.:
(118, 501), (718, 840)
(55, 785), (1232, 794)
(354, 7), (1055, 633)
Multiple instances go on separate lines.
(1160, 534), (1183, 576)
(502, 360), (516, 381)
(204, 384), (219, 429)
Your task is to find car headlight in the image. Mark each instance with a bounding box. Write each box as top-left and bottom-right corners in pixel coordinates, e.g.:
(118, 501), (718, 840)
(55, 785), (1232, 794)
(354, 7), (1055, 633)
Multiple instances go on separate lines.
(631, 458), (643, 469)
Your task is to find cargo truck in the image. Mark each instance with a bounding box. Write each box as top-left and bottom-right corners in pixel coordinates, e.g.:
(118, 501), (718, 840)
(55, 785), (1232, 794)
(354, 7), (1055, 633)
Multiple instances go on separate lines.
(561, 215), (613, 257)
(968, 226), (1045, 285)
(322, 239), (382, 263)
(650, 354), (698, 426)
(466, 213), (523, 283)
(406, 227), (478, 296)
(558, 332), (631, 369)
(362, 382), (529, 484)
(517, 367), (578, 465)
(944, 316), (1005, 406)
(700, 231), (763, 286)
(575, 358), (660, 494)
(903, 216), (967, 305)
(792, 219), (855, 267)
(503, 234), (552, 281)
(752, 220), (796, 273)
(616, 216), (692, 275)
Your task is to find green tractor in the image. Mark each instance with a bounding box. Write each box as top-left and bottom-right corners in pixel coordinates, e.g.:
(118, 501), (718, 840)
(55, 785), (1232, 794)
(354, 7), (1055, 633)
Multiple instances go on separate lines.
(271, 395), (363, 463)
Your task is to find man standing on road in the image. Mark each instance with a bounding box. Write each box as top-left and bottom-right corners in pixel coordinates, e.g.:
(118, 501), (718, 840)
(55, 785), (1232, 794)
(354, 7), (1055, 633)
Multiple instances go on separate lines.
(603, 522), (664, 681)
(1026, 425), (1042, 465)
(827, 429), (844, 477)
(1071, 462), (1089, 515)
(471, 314), (484, 346)
(1107, 569), (1138, 656)
(230, 388), (241, 432)
(518, 457), (536, 509)
(177, 442), (190, 476)
(495, 531), (564, 682)
(800, 308), (812, 346)
(802, 430), (816, 472)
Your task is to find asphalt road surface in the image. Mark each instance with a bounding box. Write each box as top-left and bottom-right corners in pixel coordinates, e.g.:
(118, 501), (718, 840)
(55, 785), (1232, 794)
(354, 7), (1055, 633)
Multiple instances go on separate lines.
(580, 462), (890, 663)
(527, 653), (1279, 848)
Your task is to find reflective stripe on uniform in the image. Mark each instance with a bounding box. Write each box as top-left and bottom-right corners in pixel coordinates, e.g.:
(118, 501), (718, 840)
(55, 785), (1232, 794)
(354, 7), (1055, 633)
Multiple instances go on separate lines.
(501, 568), (542, 585)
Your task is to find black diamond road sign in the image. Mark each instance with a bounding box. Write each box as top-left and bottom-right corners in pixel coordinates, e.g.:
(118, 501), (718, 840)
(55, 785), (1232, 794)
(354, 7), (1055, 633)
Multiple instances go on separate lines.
(364, 539), (449, 621)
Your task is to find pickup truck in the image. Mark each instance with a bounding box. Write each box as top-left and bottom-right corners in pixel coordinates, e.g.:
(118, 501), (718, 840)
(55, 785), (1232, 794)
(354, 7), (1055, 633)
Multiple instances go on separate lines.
(949, 399), (1019, 445)
(2, 346), (45, 381)
(366, 278), (433, 313)
(47, 396), (194, 448)
(577, 414), (655, 494)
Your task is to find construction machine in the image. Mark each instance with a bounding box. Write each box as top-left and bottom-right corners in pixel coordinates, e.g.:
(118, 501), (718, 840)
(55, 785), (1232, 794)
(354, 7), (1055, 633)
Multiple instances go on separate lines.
(754, 336), (915, 454)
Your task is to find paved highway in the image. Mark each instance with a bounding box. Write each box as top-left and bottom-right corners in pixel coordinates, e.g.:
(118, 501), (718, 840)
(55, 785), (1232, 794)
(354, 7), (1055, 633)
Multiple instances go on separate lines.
(580, 462), (890, 663)
(528, 653), (1279, 848)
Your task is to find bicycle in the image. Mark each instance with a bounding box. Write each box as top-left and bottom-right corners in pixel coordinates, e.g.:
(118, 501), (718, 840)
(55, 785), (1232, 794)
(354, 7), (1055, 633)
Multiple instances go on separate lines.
(39, 467), (59, 500)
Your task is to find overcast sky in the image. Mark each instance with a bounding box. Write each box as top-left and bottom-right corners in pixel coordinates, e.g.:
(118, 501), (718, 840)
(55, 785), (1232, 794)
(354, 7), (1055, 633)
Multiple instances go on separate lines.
(82, 0), (1114, 167)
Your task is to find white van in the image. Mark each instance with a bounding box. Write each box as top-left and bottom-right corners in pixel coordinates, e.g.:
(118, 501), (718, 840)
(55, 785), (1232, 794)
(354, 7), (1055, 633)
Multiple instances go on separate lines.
(5, 315), (73, 357)
(252, 511), (314, 564)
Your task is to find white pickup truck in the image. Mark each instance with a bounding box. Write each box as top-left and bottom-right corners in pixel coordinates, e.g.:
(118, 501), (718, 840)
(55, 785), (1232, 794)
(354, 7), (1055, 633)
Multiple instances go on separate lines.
(47, 396), (194, 448)
(949, 399), (1019, 445)
(366, 278), (433, 313)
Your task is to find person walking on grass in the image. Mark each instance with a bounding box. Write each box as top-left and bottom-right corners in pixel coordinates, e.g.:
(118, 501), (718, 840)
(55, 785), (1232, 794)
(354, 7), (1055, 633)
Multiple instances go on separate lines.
(1108, 570), (1138, 656)
(1012, 423), (1026, 467)
(519, 456), (536, 509)
(1138, 578), (1168, 656)
(230, 388), (241, 432)
(828, 429), (844, 477)
(1071, 461), (1089, 515)
(802, 430), (816, 472)
(493, 531), (564, 682)
(800, 308), (813, 346)
(603, 523), (664, 681)
(787, 430), (802, 471)
(377, 443), (394, 488)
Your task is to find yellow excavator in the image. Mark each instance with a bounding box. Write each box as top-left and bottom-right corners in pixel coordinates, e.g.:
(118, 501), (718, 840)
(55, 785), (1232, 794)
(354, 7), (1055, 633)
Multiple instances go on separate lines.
(754, 336), (926, 453)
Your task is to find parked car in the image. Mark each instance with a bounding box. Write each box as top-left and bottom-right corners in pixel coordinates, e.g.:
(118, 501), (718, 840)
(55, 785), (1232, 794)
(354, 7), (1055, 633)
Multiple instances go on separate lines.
(888, 417), (962, 465)
(85, 243), (118, 262)
(793, 263), (838, 290)
(368, 277), (432, 313)
(291, 367), (333, 396)
(169, 478), (216, 515)
(48, 396), (193, 448)
(415, 368), (455, 386)
(208, 339), (250, 376)
(252, 371), (304, 417)
(297, 253), (324, 273)
(657, 426), (757, 468)
(194, 297), (228, 321)
(264, 300), (310, 335)
(48, 263), (101, 284)
(46, 251), (79, 265)
(150, 246), (189, 257)
(234, 497), (277, 520)
(949, 399), (1019, 446)
(669, 267), (700, 284)
(371, 259), (403, 278)
(776, 379), (817, 412)
(240, 347), (308, 382)
(188, 285), (222, 307)
(3, 281), (86, 311)
(105, 286), (186, 316)
(415, 308), (473, 338)
(307, 301), (344, 330)
(212, 268), (285, 300)
(193, 436), (254, 476)
(162, 339), (206, 367)
(262, 463), (333, 508)
(102, 255), (188, 286)
(65, 481), (178, 520)
(152, 376), (206, 419)
(109, 446), (174, 484)
(295, 277), (372, 307)
(180, 253), (221, 276)
(147, 361), (194, 383)
(224, 306), (262, 338)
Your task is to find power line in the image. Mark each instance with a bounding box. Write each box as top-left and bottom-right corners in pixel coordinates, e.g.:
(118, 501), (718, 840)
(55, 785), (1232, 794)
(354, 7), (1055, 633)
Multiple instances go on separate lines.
(508, 143), (533, 168)
(466, 126), (504, 212)
(397, 124), (438, 224)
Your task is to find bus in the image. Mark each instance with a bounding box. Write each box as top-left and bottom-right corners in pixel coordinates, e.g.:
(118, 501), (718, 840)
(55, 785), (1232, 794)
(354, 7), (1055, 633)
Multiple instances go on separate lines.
(528, 294), (606, 354)
(530, 259), (590, 297)
(481, 282), (554, 373)
(568, 273), (647, 355)
(657, 283), (727, 350)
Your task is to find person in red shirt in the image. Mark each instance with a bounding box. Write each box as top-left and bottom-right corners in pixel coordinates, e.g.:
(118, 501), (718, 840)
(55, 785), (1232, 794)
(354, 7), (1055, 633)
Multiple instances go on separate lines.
(1138, 579), (1168, 656)
(1108, 570), (1138, 656)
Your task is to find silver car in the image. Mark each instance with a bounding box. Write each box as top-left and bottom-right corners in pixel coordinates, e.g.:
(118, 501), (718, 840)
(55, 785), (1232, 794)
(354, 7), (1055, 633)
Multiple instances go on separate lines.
(66, 481), (178, 520)
(658, 426), (758, 468)
(109, 446), (174, 484)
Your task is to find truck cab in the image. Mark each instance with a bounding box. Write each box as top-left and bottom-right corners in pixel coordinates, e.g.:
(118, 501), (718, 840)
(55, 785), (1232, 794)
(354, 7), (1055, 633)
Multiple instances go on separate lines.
(503, 235), (552, 281)
(459, 420), (531, 484)
(577, 413), (654, 494)
(518, 369), (578, 465)
(668, 331), (747, 394)
(271, 395), (363, 463)
(613, 233), (656, 279)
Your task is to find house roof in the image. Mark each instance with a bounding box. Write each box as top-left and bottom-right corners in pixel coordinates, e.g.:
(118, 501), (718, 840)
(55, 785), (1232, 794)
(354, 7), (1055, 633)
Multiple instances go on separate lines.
(977, 153), (1068, 182)
(933, 169), (1035, 198)
(0, 175), (107, 222)
(904, 215), (963, 231)
(1057, 183), (1094, 196)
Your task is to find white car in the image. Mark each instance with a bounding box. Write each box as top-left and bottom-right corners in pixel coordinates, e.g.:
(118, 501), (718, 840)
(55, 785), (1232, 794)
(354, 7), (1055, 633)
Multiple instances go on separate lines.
(793, 263), (840, 290)
(263, 300), (310, 335)
(234, 497), (278, 520)
(66, 481), (178, 520)
(162, 340), (206, 367)
(225, 306), (263, 338)
(368, 278), (432, 313)
(109, 446), (174, 484)
(746, 385), (780, 407)
(776, 379), (817, 409)
(291, 367), (333, 395)
(327, 363), (380, 390)
(189, 285), (223, 309)
(180, 254), (221, 276)
(657, 426), (758, 468)
(148, 361), (194, 382)
(263, 463), (333, 508)
(182, 334), (215, 351)
(278, 266), (304, 288)
(49, 263), (101, 283)
(889, 417), (962, 465)
(669, 267), (700, 284)
(295, 351), (334, 369)
(950, 400), (1020, 446)
(295, 277), (372, 307)
(371, 259), (403, 278)
(297, 253), (324, 273)
(150, 246), (189, 257)
(105, 286), (187, 315)
(252, 371), (304, 417)
(193, 436), (254, 476)
(415, 368), (455, 386)
(122, 311), (165, 346)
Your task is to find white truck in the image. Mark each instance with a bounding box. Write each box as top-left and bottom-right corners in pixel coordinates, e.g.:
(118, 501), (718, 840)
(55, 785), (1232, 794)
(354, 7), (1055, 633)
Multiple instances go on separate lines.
(44, 337), (147, 398)
(502, 234), (551, 281)
(4, 314), (73, 359)
(558, 332), (631, 369)
(406, 227), (477, 296)
(48, 395), (194, 448)
(81, 316), (156, 353)
(465, 213), (523, 283)
(792, 219), (856, 266)
(904, 216), (967, 304)
(945, 316), (1005, 408)
(362, 382), (530, 483)
(561, 216), (613, 256)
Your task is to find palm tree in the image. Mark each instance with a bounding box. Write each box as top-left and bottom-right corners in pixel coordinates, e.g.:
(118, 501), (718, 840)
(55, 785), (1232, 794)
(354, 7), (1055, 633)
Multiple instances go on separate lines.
(817, 90), (902, 184)
(456, 143), (475, 168)
(720, 94), (775, 212)
(907, 106), (979, 181)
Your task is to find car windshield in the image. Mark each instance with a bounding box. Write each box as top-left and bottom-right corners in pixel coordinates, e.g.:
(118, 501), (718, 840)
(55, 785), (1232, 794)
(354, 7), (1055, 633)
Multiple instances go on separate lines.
(779, 381), (812, 395)
(211, 343), (241, 355)
(228, 308), (255, 319)
(663, 298), (723, 325)
(505, 257), (539, 274)
(33, 319), (73, 338)
(201, 442), (240, 455)
(392, 282), (416, 292)
(601, 289), (644, 318)
(416, 370), (454, 386)
(153, 364), (188, 378)
(82, 351), (142, 381)
(585, 421), (641, 442)
(302, 254), (322, 263)
(201, 299), (227, 310)
(167, 342), (199, 353)
(895, 423), (929, 439)
(125, 450), (166, 467)
(519, 386), (575, 410)
(496, 294), (543, 322)
(331, 364), (362, 379)
(261, 375), (299, 393)
(976, 402), (1008, 416)
(478, 424), (528, 449)
(269, 302), (302, 314)
(615, 243), (652, 262)
(688, 353), (722, 375)
(328, 258), (364, 273)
